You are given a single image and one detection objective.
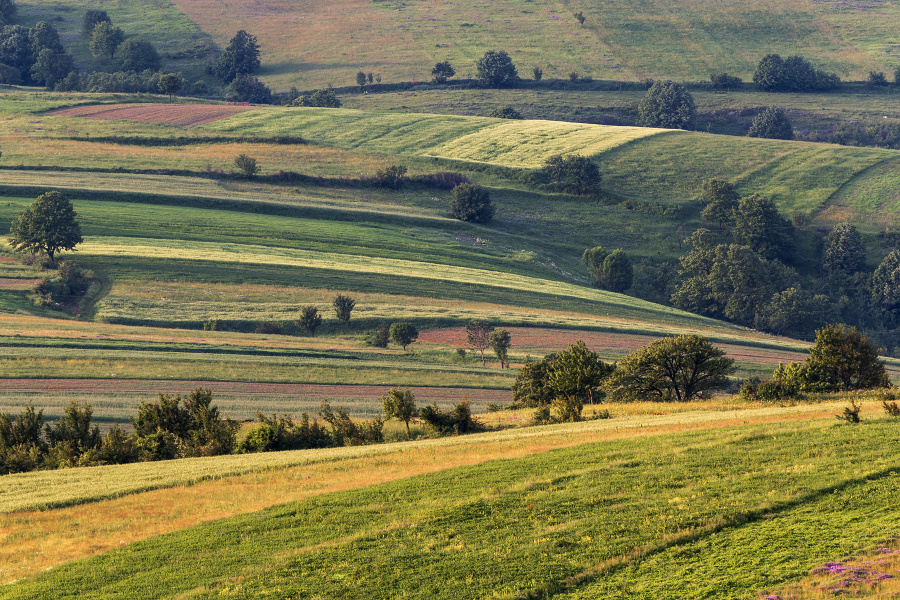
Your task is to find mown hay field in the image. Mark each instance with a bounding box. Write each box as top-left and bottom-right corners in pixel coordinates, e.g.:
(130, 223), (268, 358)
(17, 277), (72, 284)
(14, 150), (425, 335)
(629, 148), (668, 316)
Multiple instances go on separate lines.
(3, 410), (899, 598)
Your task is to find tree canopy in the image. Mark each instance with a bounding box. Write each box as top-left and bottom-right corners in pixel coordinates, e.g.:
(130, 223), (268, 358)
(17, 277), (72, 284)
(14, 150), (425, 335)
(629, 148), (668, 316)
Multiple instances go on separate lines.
(822, 222), (866, 277)
(390, 322), (418, 351)
(604, 335), (735, 402)
(89, 21), (124, 61)
(541, 154), (601, 195)
(732, 193), (794, 260)
(747, 107), (793, 140)
(699, 178), (740, 229)
(431, 60), (454, 83)
(8, 191), (82, 264)
(120, 39), (161, 73)
(582, 246), (632, 292)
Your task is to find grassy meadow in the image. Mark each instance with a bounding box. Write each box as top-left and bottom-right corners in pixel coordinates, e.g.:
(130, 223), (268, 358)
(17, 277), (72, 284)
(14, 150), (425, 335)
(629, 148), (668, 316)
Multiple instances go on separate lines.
(158, 0), (900, 90)
(3, 409), (900, 597)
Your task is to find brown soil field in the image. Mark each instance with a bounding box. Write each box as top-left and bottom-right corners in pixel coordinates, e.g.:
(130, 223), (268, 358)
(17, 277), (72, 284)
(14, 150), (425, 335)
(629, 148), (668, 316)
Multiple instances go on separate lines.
(420, 326), (810, 366)
(51, 103), (255, 127)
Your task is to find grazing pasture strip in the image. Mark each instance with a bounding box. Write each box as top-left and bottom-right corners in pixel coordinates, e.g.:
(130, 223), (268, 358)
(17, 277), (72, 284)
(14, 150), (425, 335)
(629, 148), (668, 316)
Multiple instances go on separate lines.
(0, 403), (848, 583)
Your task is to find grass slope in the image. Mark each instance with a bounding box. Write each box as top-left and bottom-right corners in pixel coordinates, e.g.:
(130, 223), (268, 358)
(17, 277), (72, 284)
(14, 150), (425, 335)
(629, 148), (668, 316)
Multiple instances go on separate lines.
(4, 415), (899, 599)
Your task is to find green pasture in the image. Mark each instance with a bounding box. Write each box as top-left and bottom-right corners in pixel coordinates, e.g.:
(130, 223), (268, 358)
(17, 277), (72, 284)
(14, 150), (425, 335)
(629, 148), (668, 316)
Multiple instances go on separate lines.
(5, 414), (900, 599)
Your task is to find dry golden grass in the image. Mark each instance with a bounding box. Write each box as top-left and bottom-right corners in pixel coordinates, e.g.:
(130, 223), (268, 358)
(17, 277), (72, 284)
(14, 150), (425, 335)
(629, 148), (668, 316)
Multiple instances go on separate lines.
(0, 402), (850, 583)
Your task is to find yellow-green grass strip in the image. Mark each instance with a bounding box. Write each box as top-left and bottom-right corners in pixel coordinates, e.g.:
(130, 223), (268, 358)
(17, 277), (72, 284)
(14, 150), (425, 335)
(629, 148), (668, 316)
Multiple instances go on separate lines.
(425, 119), (669, 168)
(0, 401), (851, 514)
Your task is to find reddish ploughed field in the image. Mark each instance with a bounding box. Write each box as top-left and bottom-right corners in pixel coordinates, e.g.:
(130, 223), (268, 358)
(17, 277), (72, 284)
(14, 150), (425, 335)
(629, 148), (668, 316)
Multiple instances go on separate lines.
(51, 103), (255, 126)
(419, 327), (810, 366)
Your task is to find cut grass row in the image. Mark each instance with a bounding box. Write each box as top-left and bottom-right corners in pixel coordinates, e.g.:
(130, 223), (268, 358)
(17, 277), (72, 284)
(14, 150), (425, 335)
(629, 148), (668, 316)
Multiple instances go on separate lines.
(4, 410), (899, 597)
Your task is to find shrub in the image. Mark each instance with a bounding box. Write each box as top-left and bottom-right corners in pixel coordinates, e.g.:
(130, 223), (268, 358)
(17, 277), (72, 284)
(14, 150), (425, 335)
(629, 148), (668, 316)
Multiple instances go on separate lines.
(254, 321), (282, 334)
(868, 71), (888, 87)
(319, 401), (383, 446)
(333, 294), (355, 327)
(884, 400), (900, 417)
(710, 73), (742, 89)
(753, 53), (839, 92)
(488, 106), (522, 119)
(238, 412), (333, 452)
(638, 80), (696, 130)
(296, 305), (323, 336)
(294, 89), (341, 108)
(895, 66), (900, 86)
(747, 107), (793, 140)
(476, 50), (518, 88)
(541, 154), (601, 195)
(429, 171), (470, 190)
(532, 66), (542, 81)
(233, 153), (259, 177)
(836, 400), (862, 424)
(373, 165), (407, 190)
(450, 183), (494, 223)
(225, 75), (272, 104)
(369, 322), (390, 348)
(202, 318), (221, 331)
(418, 399), (479, 435)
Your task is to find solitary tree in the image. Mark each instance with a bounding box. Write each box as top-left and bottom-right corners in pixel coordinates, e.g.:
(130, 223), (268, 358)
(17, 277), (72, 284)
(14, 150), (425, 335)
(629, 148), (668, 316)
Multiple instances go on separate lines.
(9, 191), (82, 265)
(382, 387), (416, 439)
(488, 328), (512, 368)
(431, 60), (455, 83)
(747, 107), (793, 140)
(215, 30), (261, 83)
(638, 80), (696, 130)
(804, 324), (889, 391)
(476, 50), (518, 88)
(333, 293), (356, 326)
(450, 183), (494, 223)
(234, 154), (259, 177)
(604, 335), (735, 402)
(89, 21), (124, 61)
(542, 154), (601, 195)
(390, 322), (418, 351)
(297, 305), (323, 336)
(158, 72), (185, 100)
(466, 320), (495, 366)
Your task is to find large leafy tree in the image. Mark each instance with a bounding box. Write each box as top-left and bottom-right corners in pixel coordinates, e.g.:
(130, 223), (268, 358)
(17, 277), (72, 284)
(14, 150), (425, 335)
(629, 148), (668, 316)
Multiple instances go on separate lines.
(604, 335), (735, 402)
(9, 191), (82, 264)
(450, 183), (494, 223)
(637, 80), (696, 130)
(548, 341), (615, 420)
(803, 324), (889, 391)
(89, 21), (124, 61)
(822, 222), (866, 277)
(120, 39), (161, 72)
(476, 50), (518, 88)
(0, 25), (34, 82)
(215, 30), (261, 83)
(732, 193), (794, 260)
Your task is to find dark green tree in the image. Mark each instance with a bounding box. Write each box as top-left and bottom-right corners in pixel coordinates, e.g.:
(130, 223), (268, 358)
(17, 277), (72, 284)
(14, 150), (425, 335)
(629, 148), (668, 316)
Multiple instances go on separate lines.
(601, 249), (633, 293)
(431, 60), (454, 83)
(82, 10), (110, 36)
(9, 191), (82, 265)
(225, 74), (272, 103)
(233, 153), (259, 177)
(582, 246), (609, 286)
(373, 165), (407, 190)
(754, 287), (832, 337)
(637, 80), (696, 130)
(753, 53), (787, 91)
(30, 48), (74, 89)
(297, 305), (323, 336)
(511, 356), (556, 410)
(390, 321), (418, 350)
(872, 249), (900, 310)
(0, 0), (16, 24)
(89, 21), (124, 61)
(488, 328), (512, 368)
(382, 387), (417, 439)
(747, 106), (793, 140)
(604, 335), (735, 402)
(466, 320), (495, 366)
(120, 39), (161, 72)
(294, 89), (341, 108)
(783, 55), (818, 91)
(822, 222), (865, 277)
(158, 72), (185, 100)
(699, 178), (740, 229)
(450, 183), (494, 223)
(29, 21), (63, 56)
(370, 322), (390, 348)
(333, 293), (356, 326)
(215, 30), (261, 83)
(0, 25), (35, 82)
(476, 50), (518, 88)
(355, 70), (367, 89)
(488, 106), (522, 119)
(45, 400), (100, 453)
(732, 193), (794, 260)
(541, 154), (601, 195)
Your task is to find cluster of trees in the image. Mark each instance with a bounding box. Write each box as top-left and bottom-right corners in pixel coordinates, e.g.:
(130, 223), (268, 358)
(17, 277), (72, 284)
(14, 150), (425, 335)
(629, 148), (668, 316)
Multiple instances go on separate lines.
(465, 320), (512, 367)
(382, 388), (479, 439)
(539, 154), (602, 195)
(512, 335), (734, 423)
(582, 246), (633, 293)
(752, 54), (840, 92)
(0, 389), (237, 473)
(741, 325), (889, 401)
